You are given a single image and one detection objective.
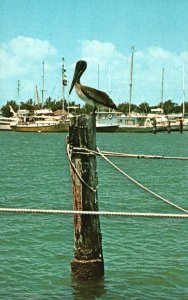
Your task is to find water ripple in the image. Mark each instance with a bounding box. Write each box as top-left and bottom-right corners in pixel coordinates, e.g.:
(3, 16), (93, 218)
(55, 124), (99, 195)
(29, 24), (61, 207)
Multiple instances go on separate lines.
(0, 132), (187, 299)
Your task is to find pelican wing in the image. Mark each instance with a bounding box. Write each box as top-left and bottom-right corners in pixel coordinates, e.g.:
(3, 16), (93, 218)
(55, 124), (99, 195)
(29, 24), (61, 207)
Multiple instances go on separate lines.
(81, 85), (117, 109)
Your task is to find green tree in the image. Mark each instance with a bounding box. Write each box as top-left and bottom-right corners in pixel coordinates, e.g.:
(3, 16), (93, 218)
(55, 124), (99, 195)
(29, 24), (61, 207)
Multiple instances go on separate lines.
(117, 102), (138, 114)
(1, 100), (19, 116)
(44, 97), (53, 109)
(79, 103), (93, 114)
(162, 100), (181, 114)
(184, 102), (188, 116)
(19, 99), (38, 111)
(137, 102), (151, 114)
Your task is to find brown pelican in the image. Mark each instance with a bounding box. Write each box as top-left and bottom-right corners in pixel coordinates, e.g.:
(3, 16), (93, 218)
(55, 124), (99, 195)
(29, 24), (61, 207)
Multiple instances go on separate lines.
(69, 60), (117, 111)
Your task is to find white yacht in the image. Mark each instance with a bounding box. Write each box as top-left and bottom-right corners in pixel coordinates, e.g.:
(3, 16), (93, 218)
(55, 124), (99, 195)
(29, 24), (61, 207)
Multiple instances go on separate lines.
(0, 106), (30, 131)
(0, 116), (19, 131)
(11, 108), (69, 133)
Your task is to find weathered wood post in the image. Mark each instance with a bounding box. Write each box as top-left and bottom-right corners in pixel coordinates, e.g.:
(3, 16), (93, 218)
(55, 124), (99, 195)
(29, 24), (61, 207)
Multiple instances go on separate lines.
(179, 118), (183, 133)
(68, 113), (104, 280)
(167, 119), (171, 133)
(152, 117), (157, 134)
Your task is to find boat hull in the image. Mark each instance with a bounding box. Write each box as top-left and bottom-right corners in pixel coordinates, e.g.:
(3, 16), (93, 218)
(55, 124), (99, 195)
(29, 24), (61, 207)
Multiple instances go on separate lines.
(96, 125), (119, 132)
(0, 124), (12, 131)
(0, 117), (19, 131)
(116, 126), (156, 133)
(11, 123), (69, 133)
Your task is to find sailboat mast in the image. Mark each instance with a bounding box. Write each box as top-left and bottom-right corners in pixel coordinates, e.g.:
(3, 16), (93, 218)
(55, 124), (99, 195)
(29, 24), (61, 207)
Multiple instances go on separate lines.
(17, 80), (20, 109)
(182, 64), (185, 116)
(17, 80), (20, 98)
(97, 64), (100, 90)
(161, 68), (164, 110)
(41, 61), (45, 107)
(129, 46), (134, 115)
(62, 57), (65, 112)
(35, 85), (40, 107)
(108, 65), (111, 97)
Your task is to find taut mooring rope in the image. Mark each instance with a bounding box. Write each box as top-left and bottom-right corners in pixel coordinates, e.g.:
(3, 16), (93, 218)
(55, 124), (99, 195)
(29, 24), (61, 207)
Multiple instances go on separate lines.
(97, 147), (188, 214)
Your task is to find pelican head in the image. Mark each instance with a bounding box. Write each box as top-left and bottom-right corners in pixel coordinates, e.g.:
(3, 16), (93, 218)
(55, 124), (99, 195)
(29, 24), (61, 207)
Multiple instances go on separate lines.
(69, 60), (87, 94)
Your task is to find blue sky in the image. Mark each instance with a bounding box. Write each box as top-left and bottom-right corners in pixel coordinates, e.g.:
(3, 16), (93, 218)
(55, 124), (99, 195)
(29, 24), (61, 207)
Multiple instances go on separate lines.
(0, 0), (188, 107)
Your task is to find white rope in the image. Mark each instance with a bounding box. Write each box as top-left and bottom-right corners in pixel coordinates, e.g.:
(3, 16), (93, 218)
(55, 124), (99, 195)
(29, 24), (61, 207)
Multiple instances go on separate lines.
(101, 151), (188, 161)
(97, 147), (188, 214)
(72, 147), (188, 161)
(66, 144), (97, 193)
(0, 208), (187, 218)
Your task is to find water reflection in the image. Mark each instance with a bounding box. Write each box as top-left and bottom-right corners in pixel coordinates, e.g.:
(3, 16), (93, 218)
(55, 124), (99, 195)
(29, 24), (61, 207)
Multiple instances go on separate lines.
(71, 276), (106, 299)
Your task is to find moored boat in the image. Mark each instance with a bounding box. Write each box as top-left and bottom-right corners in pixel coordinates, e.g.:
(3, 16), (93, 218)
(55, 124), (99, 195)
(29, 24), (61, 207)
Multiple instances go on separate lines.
(11, 121), (69, 133)
(10, 107), (69, 133)
(96, 111), (166, 133)
(0, 116), (19, 131)
(0, 106), (29, 131)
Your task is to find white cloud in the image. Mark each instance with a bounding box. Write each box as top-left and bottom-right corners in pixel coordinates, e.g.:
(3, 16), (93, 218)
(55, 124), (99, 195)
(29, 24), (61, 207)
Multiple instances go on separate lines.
(79, 40), (126, 67)
(80, 40), (117, 64)
(0, 36), (57, 79)
(148, 47), (170, 59)
(0, 36), (59, 103)
(10, 36), (57, 59)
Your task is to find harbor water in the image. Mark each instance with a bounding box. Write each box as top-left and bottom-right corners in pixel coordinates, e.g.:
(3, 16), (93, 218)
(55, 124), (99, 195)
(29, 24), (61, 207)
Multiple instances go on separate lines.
(0, 131), (188, 299)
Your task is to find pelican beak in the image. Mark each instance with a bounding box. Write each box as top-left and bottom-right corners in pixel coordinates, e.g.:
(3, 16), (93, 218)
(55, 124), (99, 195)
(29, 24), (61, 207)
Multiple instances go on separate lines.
(69, 60), (86, 94)
(69, 71), (78, 95)
(69, 76), (76, 95)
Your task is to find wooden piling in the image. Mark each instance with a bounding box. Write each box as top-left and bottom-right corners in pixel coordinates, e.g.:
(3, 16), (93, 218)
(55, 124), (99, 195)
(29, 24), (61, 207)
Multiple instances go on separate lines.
(152, 118), (157, 134)
(68, 113), (104, 280)
(179, 119), (183, 133)
(167, 120), (171, 133)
